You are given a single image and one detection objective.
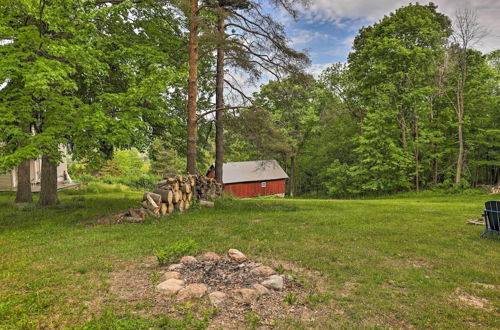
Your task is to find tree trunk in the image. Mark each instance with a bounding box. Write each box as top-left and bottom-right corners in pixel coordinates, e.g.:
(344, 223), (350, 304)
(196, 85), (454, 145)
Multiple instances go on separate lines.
(455, 48), (467, 184)
(429, 99), (439, 185)
(413, 120), (419, 192)
(455, 120), (464, 184)
(15, 159), (32, 203)
(290, 156), (296, 197)
(215, 13), (225, 183)
(399, 114), (407, 148)
(432, 145), (439, 185)
(455, 84), (465, 184)
(38, 156), (59, 206)
(186, 0), (199, 174)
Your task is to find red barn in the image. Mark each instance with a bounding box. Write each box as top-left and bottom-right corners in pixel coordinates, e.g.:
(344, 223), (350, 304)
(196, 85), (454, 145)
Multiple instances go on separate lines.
(207, 160), (288, 198)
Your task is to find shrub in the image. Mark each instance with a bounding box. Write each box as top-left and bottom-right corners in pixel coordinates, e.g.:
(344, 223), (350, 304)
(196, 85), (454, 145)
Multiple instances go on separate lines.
(74, 174), (159, 191)
(75, 174), (99, 185)
(156, 239), (199, 266)
(79, 182), (131, 194)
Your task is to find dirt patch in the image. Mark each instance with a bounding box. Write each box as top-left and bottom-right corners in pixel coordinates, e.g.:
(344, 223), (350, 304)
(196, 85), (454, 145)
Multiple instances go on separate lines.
(92, 212), (128, 225)
(265, 259), (330, 293)
(107, 252), (330, 328)
(472, 282), (498, 290)
(87, 209), (148, 225)
(451, 288), (493, 312)
(362, 313), (415, 329)
(410, 259), (431, 268)
(339, 281), (359, 298)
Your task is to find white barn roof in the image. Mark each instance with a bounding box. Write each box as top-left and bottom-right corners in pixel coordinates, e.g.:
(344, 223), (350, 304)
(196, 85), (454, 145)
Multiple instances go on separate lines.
(219, 160), (288, 184)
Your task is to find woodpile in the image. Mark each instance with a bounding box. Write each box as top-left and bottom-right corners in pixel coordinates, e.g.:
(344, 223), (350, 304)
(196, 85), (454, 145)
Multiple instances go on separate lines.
(491, 185), (500, 194)
(195, 174), (223, 201)
(140, 174), (222, 217)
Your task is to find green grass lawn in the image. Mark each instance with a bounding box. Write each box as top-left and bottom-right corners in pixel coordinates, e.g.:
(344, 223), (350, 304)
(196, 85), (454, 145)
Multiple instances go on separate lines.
(0, 189), (499, 328)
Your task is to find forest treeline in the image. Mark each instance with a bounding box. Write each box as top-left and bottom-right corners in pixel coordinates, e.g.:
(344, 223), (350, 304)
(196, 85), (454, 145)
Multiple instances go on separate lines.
(0, 1), (498, 203)
(227, 4), (499, 197)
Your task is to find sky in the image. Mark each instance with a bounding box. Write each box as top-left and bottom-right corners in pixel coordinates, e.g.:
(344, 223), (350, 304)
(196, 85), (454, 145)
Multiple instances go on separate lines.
(284, 0), (500, 77)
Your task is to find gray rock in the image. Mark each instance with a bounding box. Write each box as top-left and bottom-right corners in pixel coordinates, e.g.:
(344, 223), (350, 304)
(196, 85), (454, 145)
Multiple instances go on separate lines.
(228, 249), (247, 262)
(261, 275), (284, 290)
(156, 278), (185, 296)
(208, 291), (227, 307)
(180, 256), (197, 265)
(177, 283), (207, 301)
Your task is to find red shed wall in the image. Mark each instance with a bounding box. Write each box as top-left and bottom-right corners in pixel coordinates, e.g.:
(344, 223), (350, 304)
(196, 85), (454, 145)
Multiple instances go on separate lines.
(224, 179), (285, 198)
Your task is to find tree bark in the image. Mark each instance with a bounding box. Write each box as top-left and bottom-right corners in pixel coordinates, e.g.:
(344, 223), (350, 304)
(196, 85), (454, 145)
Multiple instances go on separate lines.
(290, 156), (296, 197)
(15, 159), (32, 203)
(430, 103), (440, 185)
(186, 0), (199, 174)
(413, 119), (419, 192)
(399, 113), (407, 148)
(215, 13), (225, 183)
(432, 145), (439, 185)
(38, 155), (59, 206)
(455, 81), (465, 184)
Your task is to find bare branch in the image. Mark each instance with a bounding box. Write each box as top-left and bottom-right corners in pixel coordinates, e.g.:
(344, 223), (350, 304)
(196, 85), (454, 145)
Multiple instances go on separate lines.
(197, 105), (250, 120)
(453, 8), (488, 50)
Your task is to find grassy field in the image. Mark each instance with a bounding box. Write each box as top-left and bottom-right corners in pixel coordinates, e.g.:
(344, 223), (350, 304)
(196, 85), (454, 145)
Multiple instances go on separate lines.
(0, 188), (499, 328)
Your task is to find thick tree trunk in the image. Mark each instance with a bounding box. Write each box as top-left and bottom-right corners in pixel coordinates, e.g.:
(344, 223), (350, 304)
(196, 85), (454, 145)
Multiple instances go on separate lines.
(215, 14), (225, 184)
(15, 159), (32, 203)
(186, 0), (199, 174)
(38, 156), (59, 206)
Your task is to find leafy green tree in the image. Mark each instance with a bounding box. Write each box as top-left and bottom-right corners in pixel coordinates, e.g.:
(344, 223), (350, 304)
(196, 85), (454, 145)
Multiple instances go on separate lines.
(113, 149), (145, 177)
(99, 159), (124, 177)
(236, 75), (319, 196)
(149, 137), (185, 176)
(1, 0), (188, 204)
(0, 0), (104, 205)
(347, 3), (451, 193)
(459, 50), (500, 186)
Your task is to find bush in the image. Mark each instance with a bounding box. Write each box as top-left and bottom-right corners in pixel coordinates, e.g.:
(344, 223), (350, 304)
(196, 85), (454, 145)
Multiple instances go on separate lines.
(117, 175), (159, 190)
(79, 182), (131, 194)
(156, 239), (199, 266)
(75, 174), (99, 185)
(74, 174), (159, 191)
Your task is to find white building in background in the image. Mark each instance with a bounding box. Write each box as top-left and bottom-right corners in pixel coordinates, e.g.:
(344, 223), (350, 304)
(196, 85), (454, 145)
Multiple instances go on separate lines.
(0, 147), (70, 191)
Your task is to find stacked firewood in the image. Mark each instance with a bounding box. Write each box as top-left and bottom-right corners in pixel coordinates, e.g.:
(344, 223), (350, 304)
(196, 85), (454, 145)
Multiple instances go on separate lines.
(491, 185), (500, 194)
(195, 174), (223, 201)
(140, 174), (222, 217)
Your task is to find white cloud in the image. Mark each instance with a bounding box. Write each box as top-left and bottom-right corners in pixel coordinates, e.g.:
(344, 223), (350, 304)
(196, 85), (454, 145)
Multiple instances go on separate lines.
(303, 0), (499, 53)
(307, 63), (334, 78)
(290, 29), (333, 46)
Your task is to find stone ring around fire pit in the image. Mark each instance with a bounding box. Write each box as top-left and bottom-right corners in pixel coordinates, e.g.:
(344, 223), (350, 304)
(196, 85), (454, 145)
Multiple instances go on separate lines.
(155, 249), (287, 306)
